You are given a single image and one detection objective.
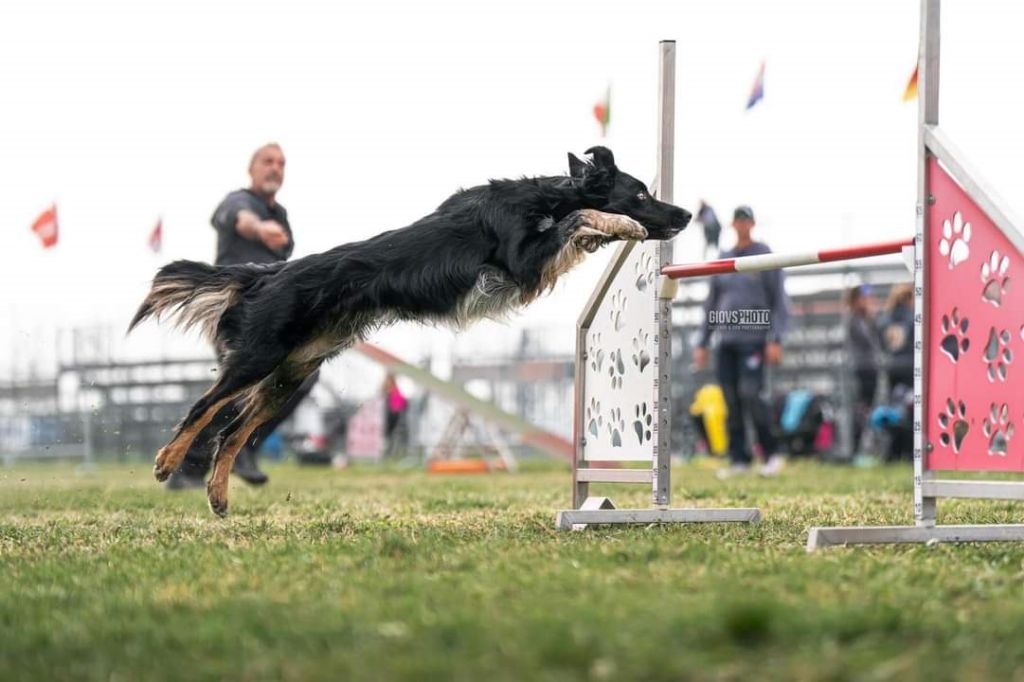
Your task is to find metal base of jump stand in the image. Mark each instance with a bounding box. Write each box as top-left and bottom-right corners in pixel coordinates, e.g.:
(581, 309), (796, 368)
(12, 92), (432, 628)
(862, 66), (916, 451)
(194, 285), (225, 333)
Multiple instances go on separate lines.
(556, 496), (761, 532)
(807, 524), (1024, 551)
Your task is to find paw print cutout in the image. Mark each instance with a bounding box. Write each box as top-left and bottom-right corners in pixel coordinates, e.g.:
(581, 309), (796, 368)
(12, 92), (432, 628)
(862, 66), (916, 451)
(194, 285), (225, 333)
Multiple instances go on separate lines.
(937, 398), (969, 453)
(608, 349), (625, 389)
(981, 250), (1010, 307)
(633, 403), (653, 445)
(984, 327), (1013, 382)
(634, 251), (655, 292)
(607, 407), (624, 447)
(631, 329), (651, 373)
(939, 307), (970, 362)
(982, 402), (1013, 456)
(586, 398), (603, 438)
(588, 332), (605, 372)
(939, 211), (971, 269)
(610, 290), (627, 331)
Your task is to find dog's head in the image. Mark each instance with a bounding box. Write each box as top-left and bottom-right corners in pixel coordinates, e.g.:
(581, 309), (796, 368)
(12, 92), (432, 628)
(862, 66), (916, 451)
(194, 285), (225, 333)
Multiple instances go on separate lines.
(568, 146), (691, 240)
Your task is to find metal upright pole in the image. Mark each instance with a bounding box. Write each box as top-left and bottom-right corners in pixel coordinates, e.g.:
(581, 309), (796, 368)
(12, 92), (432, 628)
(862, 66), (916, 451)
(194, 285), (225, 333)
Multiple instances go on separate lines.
(914, 0), (940, 527)
(653, 39), (676, 508)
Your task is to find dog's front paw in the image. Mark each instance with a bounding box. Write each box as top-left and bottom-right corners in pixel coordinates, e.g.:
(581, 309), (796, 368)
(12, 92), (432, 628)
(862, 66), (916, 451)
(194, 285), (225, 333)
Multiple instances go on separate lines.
(572, 210), (647, 241)
(605, 216), (647, 241)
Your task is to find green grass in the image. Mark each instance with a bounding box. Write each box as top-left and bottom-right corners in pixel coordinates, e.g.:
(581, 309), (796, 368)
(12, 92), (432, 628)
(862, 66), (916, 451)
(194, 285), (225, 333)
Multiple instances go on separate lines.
(2, 460), (1024, 681)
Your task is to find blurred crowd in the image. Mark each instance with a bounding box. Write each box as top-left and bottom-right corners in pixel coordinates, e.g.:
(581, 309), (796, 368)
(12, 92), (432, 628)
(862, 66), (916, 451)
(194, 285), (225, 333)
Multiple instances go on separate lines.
(689, 203), (916, 477)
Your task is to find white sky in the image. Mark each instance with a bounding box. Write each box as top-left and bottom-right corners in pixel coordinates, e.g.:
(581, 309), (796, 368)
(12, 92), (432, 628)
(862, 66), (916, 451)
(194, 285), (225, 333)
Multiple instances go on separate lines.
(2, 0), (1023, 389)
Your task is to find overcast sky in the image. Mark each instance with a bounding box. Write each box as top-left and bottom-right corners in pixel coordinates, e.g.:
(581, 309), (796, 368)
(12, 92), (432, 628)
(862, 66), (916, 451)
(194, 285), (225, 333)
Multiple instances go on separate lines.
(2, 0), (1022, 390)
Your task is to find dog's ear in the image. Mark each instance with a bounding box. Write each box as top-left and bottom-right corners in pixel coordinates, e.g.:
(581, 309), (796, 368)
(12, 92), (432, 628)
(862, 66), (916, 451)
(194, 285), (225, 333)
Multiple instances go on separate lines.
(584, 146), (616, 170)
(568, 149), (614, 197)
(567, 152), (588, 179)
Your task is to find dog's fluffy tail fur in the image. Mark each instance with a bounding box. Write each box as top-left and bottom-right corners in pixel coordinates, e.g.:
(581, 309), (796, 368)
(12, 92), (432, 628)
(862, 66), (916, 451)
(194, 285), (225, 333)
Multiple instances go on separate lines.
(128, 260), (277, 341)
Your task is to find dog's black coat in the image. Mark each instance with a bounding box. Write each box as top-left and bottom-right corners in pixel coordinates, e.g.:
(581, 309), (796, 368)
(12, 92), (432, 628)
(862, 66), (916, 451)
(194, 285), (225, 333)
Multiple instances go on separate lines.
(130, 147), (690, 510)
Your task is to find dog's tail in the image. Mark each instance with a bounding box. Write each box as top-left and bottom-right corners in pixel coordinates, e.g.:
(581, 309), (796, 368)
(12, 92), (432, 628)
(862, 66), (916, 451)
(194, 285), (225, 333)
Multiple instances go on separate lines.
(128, 260), (281, 341)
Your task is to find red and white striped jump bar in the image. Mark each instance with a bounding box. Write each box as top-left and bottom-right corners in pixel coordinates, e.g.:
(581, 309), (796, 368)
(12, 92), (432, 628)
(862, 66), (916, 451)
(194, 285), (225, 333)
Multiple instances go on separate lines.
(661, 237), (914, 279)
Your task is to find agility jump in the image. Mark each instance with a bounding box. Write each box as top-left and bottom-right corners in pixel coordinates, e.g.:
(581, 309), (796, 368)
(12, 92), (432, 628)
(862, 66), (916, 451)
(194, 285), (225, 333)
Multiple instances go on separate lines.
(557, 40), (763, 531)
(558, 0), (1024, 549)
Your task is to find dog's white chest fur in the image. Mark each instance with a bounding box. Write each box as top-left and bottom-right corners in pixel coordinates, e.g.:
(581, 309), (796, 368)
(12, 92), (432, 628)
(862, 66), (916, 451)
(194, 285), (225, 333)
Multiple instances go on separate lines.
(448, 269), (524, 327)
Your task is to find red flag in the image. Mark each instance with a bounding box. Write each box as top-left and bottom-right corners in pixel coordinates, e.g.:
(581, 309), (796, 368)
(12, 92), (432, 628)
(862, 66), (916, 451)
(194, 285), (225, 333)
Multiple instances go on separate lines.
(31, 204), (59, 249)
(593, 85), (610, 137)
(148, 218), (163, 253)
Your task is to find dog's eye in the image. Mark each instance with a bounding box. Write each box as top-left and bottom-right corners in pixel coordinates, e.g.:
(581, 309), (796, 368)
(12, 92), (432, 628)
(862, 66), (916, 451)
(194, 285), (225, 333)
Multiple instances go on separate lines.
(636, 192), (648, 201)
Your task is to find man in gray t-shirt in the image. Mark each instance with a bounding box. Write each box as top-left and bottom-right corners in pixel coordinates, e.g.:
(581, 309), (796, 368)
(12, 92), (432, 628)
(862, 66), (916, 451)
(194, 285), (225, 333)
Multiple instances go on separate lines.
(167, 143), (317, 490)
(694, 206), (790, 477)
(212, 184), (293, 266)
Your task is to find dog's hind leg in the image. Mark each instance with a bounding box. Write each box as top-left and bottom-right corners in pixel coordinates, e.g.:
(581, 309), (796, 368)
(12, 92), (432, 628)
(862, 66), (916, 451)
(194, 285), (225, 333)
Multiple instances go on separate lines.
(153, 364), (277, 482)
(205, 363), (318, 517)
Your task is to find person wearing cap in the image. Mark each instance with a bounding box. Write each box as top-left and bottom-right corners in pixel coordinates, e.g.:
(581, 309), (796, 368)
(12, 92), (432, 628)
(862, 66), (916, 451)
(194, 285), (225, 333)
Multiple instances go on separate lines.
(694, 205), (790, 478)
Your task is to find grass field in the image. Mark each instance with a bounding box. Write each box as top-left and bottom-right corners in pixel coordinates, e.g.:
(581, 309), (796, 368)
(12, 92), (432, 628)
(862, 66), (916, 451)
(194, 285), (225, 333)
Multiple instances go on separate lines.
(3, 460), (1024, 681)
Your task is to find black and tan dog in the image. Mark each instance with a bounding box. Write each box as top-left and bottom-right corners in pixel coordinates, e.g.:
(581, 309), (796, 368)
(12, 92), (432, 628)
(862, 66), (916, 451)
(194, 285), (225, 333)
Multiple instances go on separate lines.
(129, 146), (691, 516)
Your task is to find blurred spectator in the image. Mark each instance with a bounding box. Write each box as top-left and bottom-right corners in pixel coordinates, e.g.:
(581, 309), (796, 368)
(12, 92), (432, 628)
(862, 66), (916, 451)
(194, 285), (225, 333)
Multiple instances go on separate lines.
(694, 205), (790, 478)
(874, 282), (916, 460)
(383, 374), (409, 456)
(844, 284), (881, 455)
(877, 283), (915, 395)
(167, 143), (318, 490)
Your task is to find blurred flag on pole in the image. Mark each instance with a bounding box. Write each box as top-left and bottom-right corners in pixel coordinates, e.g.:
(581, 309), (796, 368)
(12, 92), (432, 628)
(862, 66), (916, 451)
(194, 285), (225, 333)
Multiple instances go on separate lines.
(148, 217), (163, 253)
(31, 204), (59, 249)
(745, 61), (765, 110)
(593, 85), (610, 137)
(902, 64), (919, 102)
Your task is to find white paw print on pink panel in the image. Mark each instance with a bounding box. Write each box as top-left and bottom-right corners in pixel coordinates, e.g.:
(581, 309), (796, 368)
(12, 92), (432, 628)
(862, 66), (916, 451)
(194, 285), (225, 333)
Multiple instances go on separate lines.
(938, 211), (971, 269)
(981, 250), (1010, 307)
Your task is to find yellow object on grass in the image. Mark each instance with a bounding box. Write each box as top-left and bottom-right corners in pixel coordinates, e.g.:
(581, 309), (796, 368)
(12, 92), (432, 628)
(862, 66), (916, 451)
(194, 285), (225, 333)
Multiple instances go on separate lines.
(689, 384), (729, 456)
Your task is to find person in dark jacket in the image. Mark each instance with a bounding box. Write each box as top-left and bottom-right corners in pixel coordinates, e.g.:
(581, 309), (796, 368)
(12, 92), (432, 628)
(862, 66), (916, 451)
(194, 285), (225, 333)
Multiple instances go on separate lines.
(844, 284), (881, 454)
(874, 282), (915, 461)
(694, 205), (790, 478)
(877, 283), (915, 395)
